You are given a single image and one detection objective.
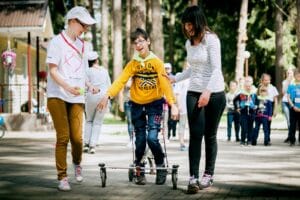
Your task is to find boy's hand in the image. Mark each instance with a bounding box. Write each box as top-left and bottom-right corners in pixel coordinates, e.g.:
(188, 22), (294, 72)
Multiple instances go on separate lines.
(170, 104), (179, 120)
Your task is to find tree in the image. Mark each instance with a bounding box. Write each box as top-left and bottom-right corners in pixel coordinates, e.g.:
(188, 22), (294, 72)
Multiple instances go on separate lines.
(125, 0), (131, 62)
(113, 0), (123, 81)
(101, 0), (109, 68)
(297, 0), (300, 68)
(130, 0), (146, 56)
(150, 0), (164, 60)
(167, 0), (175, 65)
(274, 0), (284, 92)
(88, 0), (97, 51)
(235, 0), (249, 81)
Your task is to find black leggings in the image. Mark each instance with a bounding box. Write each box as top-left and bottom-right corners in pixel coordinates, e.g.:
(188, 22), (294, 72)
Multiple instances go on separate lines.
(187, 91), (225, 178)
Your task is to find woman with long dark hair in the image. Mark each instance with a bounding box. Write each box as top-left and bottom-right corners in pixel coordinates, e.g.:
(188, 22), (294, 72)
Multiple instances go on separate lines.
(172, 5), (226, 194)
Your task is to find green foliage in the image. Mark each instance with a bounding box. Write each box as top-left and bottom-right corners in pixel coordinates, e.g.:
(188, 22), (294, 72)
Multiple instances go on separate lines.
(49, 0), (67, 34)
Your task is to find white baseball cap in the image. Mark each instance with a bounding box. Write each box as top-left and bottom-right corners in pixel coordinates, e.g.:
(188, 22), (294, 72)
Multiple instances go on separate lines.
(164, 63), (172, 69)
(88, 51), (99, 61)
(66, 6), (96, 25)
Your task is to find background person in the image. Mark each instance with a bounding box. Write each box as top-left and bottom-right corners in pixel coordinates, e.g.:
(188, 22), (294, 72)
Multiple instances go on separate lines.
(83, 51), (111, 154)
(282, 68), (294, 143)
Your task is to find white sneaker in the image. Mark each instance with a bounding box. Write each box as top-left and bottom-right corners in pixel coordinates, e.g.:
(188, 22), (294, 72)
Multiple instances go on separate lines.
(58, 177), (71, 191)
(199, 173), (213, 189)
(89, 147), (96, 154)
(74, 164), (83, 182)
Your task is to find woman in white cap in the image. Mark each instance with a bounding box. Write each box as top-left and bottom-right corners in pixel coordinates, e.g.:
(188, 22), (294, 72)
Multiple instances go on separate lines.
(84, 51), (111, 154)
(46, 6), (96, 191)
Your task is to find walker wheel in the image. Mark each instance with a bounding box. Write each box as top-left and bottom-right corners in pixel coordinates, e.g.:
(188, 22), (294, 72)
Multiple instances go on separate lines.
(128, 164), (135, 182)
(99, 163), (107, 187)
(172, 165), (179, 190)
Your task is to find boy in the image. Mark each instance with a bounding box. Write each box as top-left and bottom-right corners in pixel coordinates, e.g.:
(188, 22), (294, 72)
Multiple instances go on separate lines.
(287, 68), (300, 146)
(97, 28), (179, 185)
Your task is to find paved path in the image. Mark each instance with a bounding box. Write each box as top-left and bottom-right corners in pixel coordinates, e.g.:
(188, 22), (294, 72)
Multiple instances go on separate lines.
(0, 125), (299, 200)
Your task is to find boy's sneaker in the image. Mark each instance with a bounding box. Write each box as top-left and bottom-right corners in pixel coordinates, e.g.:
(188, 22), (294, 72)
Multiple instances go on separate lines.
(58, 177), (71, 191)
(89, 147), (96, 154)
(135, 166), (146, 185)
(187, 176), (199, 194)
(155, 165), (167, 185)
(199, 173), (213, 189)
(83, 144), (89, 153)
(74, 164), (83, 182)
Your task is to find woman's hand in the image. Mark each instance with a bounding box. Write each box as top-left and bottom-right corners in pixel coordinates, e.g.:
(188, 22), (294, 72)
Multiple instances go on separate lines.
(97, 95), (109, 110)
(66, 86), (81, 96)
(198, 89), (211, 108)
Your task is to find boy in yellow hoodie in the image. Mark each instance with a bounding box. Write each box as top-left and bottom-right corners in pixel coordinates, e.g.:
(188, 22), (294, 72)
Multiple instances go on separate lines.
(97, 28), (179, 185)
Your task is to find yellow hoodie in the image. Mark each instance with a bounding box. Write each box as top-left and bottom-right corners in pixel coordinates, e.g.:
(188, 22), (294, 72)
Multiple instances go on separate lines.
(106, 52), (176, 105)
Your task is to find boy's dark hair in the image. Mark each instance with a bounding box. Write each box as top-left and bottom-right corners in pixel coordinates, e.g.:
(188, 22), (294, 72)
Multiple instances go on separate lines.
(130, 28), (149, 43)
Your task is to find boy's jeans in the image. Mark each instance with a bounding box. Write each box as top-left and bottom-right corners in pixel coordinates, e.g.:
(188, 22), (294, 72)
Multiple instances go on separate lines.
(227, 111), (240, 140)
(130, 98), (165, 166)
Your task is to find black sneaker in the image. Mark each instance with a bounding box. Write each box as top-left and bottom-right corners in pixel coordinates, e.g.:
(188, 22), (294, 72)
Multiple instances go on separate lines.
(284, 138), (290, 143)
(187, 177), (199, 194)
(155, 165), (167, 185)
(135, 174), (146, 185)
(135, 166), (146, 185)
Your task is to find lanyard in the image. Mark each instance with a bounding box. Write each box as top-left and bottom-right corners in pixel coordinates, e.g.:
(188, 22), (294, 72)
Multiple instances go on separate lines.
(60, 33), (84, 58)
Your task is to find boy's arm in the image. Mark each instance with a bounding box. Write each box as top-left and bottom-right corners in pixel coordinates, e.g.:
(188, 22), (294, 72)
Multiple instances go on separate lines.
(97, 63), (133, 110)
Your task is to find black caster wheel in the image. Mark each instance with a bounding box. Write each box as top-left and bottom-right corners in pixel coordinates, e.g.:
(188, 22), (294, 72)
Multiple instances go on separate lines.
(98, 163), (107, 187)
(128, 164), (135, 182)
(172, 165), (179, 190)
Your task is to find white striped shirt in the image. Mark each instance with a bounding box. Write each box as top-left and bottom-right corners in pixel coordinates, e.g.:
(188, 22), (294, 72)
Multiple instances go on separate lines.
(175, 32), (225, 93)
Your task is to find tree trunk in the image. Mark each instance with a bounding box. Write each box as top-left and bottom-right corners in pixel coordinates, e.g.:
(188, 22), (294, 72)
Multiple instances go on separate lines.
(126, 0), (131, 62)
(150, 0), (164, 60)
(113, 0), (123, 111)
(113, 0), (122, 81)
(235, 0), (248, 81)
(168, 1), (175, 65)
(130, 0), (146, 56)
(101, 0), (109, 68)
(88, 0), (97, 51)
(297, 0), (300, 68)
(275, 0), (284, 94)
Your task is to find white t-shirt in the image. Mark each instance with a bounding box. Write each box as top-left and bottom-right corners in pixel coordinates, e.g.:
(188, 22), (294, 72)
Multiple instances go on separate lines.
(46, 31), (88, 103)
(267, 84), (279, 102)
(174, 78), (189, 114)
(86, 66), (111, 97)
